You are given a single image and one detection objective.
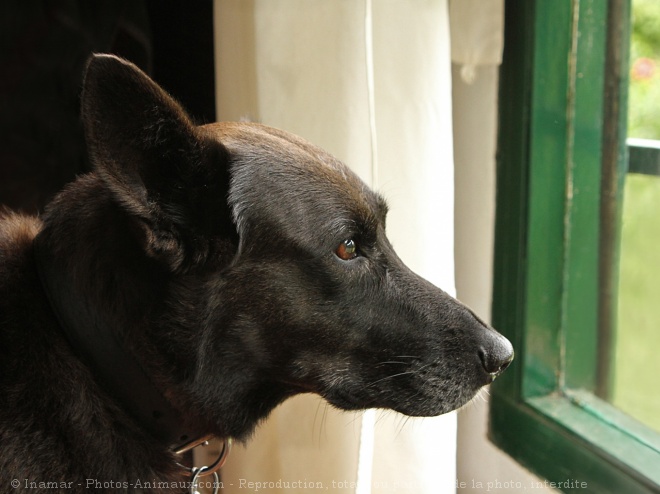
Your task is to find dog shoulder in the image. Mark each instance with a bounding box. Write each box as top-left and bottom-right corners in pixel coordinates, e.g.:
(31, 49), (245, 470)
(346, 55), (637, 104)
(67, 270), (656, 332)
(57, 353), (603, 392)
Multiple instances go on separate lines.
(0, 210), (44, 337)
(0, 209), (42, 245)
(0, 210), (42, 275)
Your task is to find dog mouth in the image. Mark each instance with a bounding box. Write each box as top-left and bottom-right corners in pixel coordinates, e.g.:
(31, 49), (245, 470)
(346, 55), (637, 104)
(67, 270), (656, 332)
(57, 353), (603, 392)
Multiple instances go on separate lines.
(322, 389), (377, 411)
(283, 375), (378, 411)
(309, 362), (488, 417)
(287, 348), (496, 417)
(319, 380), (482, 417)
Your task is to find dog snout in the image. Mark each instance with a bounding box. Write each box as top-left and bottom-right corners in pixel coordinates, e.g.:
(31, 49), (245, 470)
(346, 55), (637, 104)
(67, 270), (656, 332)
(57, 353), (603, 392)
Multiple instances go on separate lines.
(478, 331), (514, 381)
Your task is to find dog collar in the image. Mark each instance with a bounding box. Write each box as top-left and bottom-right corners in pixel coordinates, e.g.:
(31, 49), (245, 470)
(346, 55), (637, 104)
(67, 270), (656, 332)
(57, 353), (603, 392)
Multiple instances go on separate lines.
(33, 234), (201, 452)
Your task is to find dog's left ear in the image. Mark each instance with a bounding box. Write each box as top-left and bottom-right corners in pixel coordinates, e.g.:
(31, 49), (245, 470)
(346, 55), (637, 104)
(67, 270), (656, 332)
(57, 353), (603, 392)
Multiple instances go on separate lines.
(81, 54), (236, 269)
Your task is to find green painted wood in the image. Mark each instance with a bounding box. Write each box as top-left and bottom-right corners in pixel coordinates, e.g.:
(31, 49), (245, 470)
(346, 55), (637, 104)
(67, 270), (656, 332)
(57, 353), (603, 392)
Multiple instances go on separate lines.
(564, 389), (660, 454)
(490, 0), (660, 491)
(562, 0), (607, 391)
(522, 0), (572, 398)
(490, 0), (536, 402)
(628, 139), (660, 176)
(597, 0), (631, 400)
(491, 395), (660, 493)
(529, 396), (660, 487)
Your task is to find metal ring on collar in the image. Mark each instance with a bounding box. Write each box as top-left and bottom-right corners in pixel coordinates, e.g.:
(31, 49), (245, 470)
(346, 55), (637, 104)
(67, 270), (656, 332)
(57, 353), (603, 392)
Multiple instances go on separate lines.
(191, 468), (220, 494)
(195, 438), (232, 477)
(177, 437), (232, 479)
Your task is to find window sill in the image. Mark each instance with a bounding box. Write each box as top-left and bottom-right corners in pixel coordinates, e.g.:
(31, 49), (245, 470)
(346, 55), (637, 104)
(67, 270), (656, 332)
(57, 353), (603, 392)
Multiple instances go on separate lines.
(490, 392), (660, 493)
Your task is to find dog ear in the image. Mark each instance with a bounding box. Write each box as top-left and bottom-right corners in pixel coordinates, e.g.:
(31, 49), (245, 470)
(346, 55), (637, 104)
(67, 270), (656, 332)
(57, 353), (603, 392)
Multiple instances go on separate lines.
(81, 54), (236, 269)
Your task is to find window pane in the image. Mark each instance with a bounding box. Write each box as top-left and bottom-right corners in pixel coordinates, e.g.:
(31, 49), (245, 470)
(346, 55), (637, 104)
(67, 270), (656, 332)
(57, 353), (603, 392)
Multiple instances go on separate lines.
(611, 171), (660, 433)
(627, 0), (660, 140)
(607, 0), (660, 434)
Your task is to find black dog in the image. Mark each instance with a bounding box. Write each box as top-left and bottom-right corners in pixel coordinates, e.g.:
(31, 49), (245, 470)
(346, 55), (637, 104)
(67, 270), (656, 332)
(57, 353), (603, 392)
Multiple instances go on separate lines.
(0, 54), (513, 492)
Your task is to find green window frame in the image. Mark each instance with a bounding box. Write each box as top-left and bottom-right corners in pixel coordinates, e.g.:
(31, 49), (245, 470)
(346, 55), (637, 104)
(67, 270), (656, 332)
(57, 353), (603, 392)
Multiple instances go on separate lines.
(489, 0), (660, 492)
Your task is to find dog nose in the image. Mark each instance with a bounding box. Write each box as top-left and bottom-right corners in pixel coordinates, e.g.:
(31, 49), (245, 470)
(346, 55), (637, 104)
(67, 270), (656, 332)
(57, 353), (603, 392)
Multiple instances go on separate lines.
(478, 332), (514, 381)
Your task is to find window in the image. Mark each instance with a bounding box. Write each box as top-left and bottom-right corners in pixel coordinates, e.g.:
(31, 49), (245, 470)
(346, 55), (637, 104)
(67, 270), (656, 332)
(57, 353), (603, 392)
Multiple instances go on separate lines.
(610, 0), (660, 434)
(612, 139), (660, 433)
(489, 1), (660, 492)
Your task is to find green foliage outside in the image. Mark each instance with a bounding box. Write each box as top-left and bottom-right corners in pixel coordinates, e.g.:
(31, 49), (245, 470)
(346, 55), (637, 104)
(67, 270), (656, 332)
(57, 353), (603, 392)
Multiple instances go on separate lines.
(627, 0), (660, 139)
(613, 174), (660, 432)
(611, 0), (660, 432)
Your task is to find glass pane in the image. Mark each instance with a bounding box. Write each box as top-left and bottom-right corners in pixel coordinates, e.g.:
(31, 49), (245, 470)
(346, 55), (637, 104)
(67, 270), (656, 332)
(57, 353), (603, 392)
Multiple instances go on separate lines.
(627, 0), (660, 140)
(612, 172), (660, 432)
(608, 0), (660, 433)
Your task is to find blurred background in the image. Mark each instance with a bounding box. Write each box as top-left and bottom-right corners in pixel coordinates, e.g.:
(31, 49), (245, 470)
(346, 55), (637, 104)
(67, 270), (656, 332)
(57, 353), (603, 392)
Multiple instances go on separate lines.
(613, 0), (660, 433)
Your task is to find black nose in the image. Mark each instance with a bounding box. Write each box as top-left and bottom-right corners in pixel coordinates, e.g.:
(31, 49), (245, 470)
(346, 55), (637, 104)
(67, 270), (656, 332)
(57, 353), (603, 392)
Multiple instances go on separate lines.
(478, 332), (514, 381)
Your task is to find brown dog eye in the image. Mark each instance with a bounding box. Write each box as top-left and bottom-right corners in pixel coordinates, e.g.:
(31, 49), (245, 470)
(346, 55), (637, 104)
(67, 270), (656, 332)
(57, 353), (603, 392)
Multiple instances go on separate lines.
(335, 239), (357, 260)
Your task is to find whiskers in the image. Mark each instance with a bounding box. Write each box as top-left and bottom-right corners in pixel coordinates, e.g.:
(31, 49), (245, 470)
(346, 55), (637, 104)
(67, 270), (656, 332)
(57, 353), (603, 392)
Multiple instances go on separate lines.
(393, 413), (414, 438)
(368, 355), (421, 389)
(366, 370), (417, 388)
(312, 397), (330, 446)
(374, 355), (421, 367)
(457, 386), (491, 415)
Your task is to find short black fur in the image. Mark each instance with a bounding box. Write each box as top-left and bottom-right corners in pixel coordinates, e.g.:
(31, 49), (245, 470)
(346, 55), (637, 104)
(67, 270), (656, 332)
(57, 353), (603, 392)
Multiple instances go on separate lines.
(0, 54), (513, 493)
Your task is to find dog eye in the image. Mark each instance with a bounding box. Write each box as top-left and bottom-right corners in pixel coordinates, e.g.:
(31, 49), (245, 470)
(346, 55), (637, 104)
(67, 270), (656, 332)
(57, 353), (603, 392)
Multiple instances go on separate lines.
(335, 239), (358, 261)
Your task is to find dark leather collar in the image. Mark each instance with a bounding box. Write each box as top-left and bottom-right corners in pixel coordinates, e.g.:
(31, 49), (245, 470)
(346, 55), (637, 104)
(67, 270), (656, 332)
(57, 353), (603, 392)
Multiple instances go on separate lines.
(33, 234), (199, 451)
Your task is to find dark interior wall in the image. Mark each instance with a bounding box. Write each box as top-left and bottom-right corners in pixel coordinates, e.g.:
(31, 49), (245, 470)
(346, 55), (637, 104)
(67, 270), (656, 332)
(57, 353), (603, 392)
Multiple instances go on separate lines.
(0, 0), (215, 214)
(146, 0), (216, 125)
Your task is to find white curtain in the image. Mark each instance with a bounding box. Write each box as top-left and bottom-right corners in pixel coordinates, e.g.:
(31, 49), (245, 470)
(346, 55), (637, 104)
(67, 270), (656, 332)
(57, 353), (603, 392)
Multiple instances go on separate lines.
(449, 0), (504, 84)
(208, 1), (456, 492)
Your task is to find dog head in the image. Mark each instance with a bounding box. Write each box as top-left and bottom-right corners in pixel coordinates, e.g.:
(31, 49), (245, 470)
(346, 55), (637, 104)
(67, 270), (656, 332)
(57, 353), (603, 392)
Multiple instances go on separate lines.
(52, 54), (513, 440)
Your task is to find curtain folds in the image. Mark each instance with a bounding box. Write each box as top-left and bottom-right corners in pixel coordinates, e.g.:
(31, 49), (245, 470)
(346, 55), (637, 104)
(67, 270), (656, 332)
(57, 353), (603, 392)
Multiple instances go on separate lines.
(211, 1), (456, 492)
(449, 0), (504, 84)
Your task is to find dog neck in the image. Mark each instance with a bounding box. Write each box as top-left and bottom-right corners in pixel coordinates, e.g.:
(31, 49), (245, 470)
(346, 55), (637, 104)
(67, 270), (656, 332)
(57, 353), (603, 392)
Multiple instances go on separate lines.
(32, 233), (202, 452)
